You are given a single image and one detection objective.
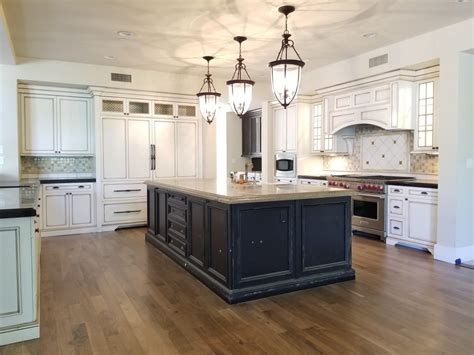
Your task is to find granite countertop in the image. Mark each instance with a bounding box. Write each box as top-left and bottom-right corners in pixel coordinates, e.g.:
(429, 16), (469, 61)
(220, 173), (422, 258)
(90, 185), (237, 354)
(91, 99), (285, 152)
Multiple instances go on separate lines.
(0, 183), (40, 218)
(39, 177), (96, 184)
(146, 179), (352, 204)
(387, 180), (438, 189)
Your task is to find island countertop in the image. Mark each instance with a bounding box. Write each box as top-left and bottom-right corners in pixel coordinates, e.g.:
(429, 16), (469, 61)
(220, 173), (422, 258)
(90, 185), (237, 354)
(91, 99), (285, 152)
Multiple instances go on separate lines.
(145, 178), (352, 204)
(0, 183), (40, 218)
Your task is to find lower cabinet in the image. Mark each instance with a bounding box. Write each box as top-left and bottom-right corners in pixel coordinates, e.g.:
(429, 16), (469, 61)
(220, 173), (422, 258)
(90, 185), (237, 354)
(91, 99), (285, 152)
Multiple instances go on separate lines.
(146, 187), (354, 303)
(386, 185), (438, 253)
(42, 183), (96, 235)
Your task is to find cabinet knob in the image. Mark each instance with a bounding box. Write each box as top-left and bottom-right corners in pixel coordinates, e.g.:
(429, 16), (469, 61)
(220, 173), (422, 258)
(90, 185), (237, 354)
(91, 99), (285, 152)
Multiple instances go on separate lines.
(35, 228), (39, 233)
(218, 249), (222, 253)
(259, 240), (263, 244)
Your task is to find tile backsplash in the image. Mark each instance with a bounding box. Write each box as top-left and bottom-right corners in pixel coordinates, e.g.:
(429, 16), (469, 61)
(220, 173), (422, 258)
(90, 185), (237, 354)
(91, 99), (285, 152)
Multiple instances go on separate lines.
(21, 156), (95, 175)
(323, 125), (438, 175)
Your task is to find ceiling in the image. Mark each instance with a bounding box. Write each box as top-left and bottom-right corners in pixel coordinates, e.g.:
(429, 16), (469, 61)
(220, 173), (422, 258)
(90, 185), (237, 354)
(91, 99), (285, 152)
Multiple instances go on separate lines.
(2, 0), (473, 78)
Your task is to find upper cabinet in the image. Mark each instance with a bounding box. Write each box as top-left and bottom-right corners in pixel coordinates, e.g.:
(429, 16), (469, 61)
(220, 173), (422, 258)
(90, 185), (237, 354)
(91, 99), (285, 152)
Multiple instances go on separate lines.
(20, 90), (93, 156)
(328, 81), (415, 133)
(413, 79), (439, 153)
(101, 97), (197, 120)
(273, 105), (297, 152)
(241, 109), (262, 158)
(312, 99), (354, 155)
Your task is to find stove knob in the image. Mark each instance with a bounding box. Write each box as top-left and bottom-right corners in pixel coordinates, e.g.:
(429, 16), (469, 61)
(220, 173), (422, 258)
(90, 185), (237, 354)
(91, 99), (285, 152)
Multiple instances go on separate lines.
(379, 185), (384, 191)
(339, 183), (344, 187)
(345, 184), (350, 189)
(357, 185), (363, 190)
(367, 185), (373, 190)
(362, 184), (367, 189)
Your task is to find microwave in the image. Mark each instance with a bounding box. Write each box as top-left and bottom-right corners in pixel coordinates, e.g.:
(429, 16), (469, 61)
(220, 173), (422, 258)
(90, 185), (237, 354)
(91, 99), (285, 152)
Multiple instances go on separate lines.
(275, 152), (296, 178)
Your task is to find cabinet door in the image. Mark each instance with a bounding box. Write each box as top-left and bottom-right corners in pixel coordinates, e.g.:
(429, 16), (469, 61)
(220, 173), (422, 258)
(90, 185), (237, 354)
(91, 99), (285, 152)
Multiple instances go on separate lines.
(69, 192), (95, 227)
(254, 116), (262, 154)
(57, 97), (91, 154)
(128, 100), (151, 116)
(21, 95), (56, 154)
(189, 198), (205, 267)
(235, 203), (294, 287)
(414, 80), (438, 152)
(241, 116), (252, 156)
(273, 108), (286, 151)
(177, 104), (197, 119)
(0, 218), (37, 328)
(127, 119), (152, 179)
(153, 102), (175, 119)
(207, 203), (228, 283)
(43, 193), (69, 229)
(407, 198), (437, 244)
(102, 118), (127, 179)
(153, 121), (176, 178)
(102, 98), (126, 116)
(176, 122), (197, 177)
(286, 105), (297, 151)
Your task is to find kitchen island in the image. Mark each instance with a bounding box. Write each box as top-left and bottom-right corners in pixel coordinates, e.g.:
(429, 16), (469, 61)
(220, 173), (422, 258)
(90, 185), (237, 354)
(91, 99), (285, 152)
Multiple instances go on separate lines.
(145, 179), (355, 303)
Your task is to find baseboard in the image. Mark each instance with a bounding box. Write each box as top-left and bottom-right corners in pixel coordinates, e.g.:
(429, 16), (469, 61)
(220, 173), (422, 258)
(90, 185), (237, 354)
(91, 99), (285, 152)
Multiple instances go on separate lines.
(40, 226), (98, 237)
(0, 323), (39, 346)
(434, 244), (474, 264)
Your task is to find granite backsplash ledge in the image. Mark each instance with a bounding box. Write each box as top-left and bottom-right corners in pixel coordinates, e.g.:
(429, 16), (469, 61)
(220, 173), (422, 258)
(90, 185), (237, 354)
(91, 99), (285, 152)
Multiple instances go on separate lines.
(21, 156), (96, 175)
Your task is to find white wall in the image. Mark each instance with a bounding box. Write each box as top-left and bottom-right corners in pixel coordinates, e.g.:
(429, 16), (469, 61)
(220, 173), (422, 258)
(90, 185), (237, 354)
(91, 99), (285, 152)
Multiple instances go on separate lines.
(299, 19), (474, 263)
(0, 57), (272, 180)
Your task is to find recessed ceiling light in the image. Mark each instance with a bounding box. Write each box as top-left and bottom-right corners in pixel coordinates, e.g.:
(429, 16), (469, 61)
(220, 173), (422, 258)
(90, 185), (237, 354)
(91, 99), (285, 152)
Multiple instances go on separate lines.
(104, 55), (115, 60)
(363, 32), (377, 39)
(117, 30), (135, 38)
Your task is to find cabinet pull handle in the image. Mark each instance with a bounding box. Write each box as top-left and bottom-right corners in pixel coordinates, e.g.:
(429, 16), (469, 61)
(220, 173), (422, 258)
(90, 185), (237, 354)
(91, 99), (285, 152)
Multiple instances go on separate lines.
(421, 191), (428, 195)
(393, 189), (400, 192)
(78, 185), (84, 188)
(113, 189), (141, 192)
(114, 210), (142, 214)
(52, 186), (59, 189)
(393, 226), (400, 230)
(393, 206), (400, 209)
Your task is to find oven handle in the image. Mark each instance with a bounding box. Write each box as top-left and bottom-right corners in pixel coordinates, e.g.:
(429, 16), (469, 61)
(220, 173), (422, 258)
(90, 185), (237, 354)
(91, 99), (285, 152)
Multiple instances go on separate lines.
(357, 193), (385, 200)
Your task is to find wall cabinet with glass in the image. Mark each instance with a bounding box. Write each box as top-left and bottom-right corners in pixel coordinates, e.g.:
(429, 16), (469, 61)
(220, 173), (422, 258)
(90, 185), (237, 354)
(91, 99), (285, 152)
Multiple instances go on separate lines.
(413, 79), (438, 153)
(311, 99), (353, 155)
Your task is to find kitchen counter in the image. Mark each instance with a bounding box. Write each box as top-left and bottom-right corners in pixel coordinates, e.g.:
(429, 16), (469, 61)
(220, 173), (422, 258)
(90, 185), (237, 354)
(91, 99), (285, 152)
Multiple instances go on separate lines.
(388, 180), (438, 189)
(39, 177), (96, 184)
(145, 178), (355, 303)
(0, 183), (40, 218)
(145, 178), (351, 204)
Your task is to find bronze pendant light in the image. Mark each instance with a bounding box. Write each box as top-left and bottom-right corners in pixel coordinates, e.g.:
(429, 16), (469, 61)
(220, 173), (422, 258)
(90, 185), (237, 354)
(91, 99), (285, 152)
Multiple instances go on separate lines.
(269, 5), (305, 108)
(226, 36), (255, 117)
(196, 56), (221, 124)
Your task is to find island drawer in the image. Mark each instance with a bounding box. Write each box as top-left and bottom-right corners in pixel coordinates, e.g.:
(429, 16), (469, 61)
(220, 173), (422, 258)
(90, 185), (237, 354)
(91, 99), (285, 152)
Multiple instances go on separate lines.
(168, 219), (187, 238)
(168, 235), (187, 255)
(167, 193), (187, 207)
(168, 205), (187, 223)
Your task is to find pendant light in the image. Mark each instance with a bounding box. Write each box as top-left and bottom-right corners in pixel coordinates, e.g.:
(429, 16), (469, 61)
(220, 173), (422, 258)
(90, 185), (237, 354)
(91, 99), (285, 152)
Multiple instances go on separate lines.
(269, 5), (305, 108)
(196, 56), (221, 124)
(226, 36), (255, 117)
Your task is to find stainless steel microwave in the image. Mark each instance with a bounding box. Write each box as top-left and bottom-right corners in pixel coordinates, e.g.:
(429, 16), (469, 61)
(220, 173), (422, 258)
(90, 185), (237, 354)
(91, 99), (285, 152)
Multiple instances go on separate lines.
(275, 152), (296, 178)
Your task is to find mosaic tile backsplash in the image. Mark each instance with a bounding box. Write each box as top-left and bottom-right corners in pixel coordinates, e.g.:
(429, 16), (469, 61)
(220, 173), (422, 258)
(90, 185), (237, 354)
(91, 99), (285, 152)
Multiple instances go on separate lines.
(323, 125), (438, 175)
(21, 156), (95, 174)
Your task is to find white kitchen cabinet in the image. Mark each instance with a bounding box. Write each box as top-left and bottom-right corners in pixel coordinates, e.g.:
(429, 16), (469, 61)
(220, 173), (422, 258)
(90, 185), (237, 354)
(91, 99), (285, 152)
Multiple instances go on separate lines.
(21, 93), (93, 156)
(312, 99), (354, 155)
(127, 119), (152, 180)
(176, 121), (197, 177)
(0, 217), (39, 345)
(273, 105), (297, 152)
(102, 118), (127, 180)
(101, 97), (151, 117)
(299, 178), (328, 187)
(41, 183), (96, 236)
(153, 101), (197, 119)
(153, 120), (176, 178)
(386, 185), (438, 253)
(413, 79), (439, 153)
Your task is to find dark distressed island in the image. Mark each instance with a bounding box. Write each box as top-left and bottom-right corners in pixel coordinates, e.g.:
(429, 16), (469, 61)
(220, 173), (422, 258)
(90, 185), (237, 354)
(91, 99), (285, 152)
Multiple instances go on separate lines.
(145, 179), (355, 303)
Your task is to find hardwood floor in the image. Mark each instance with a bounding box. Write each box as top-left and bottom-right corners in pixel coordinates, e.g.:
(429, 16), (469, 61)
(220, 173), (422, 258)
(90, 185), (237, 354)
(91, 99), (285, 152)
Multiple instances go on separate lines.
(1, 228), (473, 354)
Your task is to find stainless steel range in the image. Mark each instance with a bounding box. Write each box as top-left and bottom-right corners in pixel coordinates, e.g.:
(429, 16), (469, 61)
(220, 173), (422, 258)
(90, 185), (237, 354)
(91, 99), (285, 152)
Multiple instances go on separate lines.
(327, 174), (414, 240)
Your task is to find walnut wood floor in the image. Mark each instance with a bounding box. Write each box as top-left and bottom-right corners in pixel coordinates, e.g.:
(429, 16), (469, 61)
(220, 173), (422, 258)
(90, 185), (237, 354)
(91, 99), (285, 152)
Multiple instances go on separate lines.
(2, 228), (473, 355)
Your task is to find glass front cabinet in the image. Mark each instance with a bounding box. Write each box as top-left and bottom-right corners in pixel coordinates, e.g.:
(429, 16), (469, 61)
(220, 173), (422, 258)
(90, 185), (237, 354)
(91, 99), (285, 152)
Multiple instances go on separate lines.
(414, 79), (439, 153)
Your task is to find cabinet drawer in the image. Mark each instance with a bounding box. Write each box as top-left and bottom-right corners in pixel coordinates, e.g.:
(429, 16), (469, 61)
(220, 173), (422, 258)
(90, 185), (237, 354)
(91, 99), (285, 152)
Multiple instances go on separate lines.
(104, 202), (147, 223)
(168, 205), (187, 222)
(168, 236), (187, 255)
(388, 197), (404, 215)
(388, 218), (404, 237)
(103, 183), (146, 199)
(168, 219), (187, 238)
(44, 183), (93, 192)
(168, 193), (187, 206)
(408, 188), (437, 199)
(388, 186), (405, 195)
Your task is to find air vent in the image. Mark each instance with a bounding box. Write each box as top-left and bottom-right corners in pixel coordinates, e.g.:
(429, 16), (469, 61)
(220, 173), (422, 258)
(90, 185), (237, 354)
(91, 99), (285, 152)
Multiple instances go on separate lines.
(111, 73), (132, 83)
(369, 54), (388, 68)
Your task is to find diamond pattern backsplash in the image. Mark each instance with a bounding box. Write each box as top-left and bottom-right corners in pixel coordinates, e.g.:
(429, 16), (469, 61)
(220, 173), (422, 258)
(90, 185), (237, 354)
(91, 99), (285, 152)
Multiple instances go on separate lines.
(323, 125), (438, 174)
(21, 156), (95, 174)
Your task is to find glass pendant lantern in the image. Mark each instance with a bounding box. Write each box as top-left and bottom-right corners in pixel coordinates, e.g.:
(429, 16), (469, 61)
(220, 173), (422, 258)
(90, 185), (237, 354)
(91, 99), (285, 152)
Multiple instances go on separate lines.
(226, 36), (255, 117)
(196, 56), (221, 124)
(269, 5), (305, 108)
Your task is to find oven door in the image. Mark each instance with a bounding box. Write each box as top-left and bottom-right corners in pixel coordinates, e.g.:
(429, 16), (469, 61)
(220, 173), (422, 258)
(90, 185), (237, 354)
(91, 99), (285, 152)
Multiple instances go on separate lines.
(352, 193), (385, 232)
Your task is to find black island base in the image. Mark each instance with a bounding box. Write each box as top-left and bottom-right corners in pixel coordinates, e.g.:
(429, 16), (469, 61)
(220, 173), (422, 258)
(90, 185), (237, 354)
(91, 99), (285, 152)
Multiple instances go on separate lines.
(145, 181), (355, 304)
